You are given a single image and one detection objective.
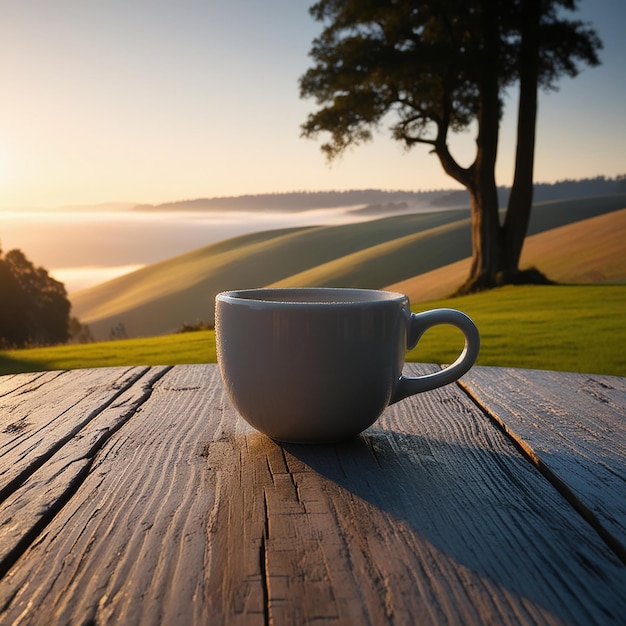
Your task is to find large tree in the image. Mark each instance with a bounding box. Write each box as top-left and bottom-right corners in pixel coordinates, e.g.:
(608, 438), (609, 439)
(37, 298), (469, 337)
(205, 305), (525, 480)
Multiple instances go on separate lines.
(0, 248), (71, 347)
(300, 0), (601, 291)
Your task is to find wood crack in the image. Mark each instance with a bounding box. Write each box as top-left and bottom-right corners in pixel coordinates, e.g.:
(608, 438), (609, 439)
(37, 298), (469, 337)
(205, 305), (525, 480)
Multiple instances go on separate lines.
(456, 379), (626, 566)
(260, 489), (270, 626)
(0, 371), (65, 400)
(362, 433), (384, 469)
(280, 446), (301, 503)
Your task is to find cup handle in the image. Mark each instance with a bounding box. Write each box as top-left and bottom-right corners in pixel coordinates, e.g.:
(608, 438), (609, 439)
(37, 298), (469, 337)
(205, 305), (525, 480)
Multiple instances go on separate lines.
(390, 308), (480, 404)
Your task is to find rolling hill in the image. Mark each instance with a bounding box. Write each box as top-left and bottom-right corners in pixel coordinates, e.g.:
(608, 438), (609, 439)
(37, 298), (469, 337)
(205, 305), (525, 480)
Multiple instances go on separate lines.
(70, 195), (626, 340)
(388, 205), (626, 302)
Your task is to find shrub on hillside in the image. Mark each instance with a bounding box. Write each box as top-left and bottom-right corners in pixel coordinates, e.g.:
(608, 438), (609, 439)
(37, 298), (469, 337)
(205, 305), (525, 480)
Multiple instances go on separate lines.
(177, 320), (214, 333)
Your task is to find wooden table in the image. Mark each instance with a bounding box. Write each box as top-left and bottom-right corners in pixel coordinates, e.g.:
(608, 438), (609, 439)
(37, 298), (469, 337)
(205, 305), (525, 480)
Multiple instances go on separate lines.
(0, 363), (624, 625)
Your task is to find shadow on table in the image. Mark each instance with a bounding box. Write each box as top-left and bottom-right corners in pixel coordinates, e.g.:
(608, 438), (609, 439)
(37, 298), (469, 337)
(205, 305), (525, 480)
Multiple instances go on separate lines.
(279, 430), (625, 623)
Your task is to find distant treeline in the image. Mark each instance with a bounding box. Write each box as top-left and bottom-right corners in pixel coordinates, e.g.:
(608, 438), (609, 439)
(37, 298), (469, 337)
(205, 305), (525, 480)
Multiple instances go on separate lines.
(134, 189), (446, 212)
(431, 175), (626, 208)
(134, 175), (625, 213)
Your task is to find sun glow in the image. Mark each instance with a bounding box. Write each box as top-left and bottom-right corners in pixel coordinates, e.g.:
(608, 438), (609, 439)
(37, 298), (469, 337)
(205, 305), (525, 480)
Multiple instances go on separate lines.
(0, 145), (14, 185)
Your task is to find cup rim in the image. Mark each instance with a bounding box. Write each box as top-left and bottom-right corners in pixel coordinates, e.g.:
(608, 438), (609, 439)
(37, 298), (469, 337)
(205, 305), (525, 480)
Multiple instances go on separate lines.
(216, 287), (408, 306)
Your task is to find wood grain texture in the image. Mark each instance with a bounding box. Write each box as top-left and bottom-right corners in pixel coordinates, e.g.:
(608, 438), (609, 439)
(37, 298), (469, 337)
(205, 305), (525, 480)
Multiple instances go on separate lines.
(0, 365), (236, 626)
(0, 367), (152, 500)
(0, 364), (624, 625)
(0, 371), (58, 398)
(458, 366), (626, 561)
(0, 365), (170, 576)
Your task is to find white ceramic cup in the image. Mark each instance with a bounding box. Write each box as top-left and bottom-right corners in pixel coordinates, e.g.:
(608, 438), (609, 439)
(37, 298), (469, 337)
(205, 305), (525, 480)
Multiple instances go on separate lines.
(215, 288), (480, 444)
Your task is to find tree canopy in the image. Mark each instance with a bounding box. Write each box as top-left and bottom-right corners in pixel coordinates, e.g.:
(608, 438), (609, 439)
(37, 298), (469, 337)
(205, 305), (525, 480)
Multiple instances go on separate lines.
(0, 247), (71, 348)
(300, 0), (602, 291)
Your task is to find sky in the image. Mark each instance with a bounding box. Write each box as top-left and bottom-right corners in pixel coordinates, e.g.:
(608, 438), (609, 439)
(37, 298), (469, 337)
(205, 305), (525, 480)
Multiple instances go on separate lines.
(0, 0), (624, 209)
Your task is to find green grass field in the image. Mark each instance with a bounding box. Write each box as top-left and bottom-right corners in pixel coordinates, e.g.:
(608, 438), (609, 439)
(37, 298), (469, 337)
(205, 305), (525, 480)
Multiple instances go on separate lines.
(2, 285), (624, 377)
(406, 284), (625, 375)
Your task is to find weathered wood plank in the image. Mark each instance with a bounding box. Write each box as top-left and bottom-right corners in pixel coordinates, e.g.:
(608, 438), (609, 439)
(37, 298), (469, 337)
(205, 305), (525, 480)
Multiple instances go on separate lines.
(0, 366), (170, 575)
(0, 364), (624, 626)
(458, 366), (626, 559)
(0, 365), (243, 626)
(0, 366), (152, 500)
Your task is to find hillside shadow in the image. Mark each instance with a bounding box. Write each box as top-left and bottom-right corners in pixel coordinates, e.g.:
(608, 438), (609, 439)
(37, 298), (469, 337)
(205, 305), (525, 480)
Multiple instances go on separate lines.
(278, 430), (625, 622)
(0, 353), (43, 375)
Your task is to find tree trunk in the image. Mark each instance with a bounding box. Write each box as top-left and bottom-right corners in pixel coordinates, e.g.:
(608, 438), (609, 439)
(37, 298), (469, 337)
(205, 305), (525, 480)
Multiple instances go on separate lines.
(466, 182), (501, 291)
(435, 121), (502, 294)
(455, 1), (503, 293)
(502, 0), (540, 276)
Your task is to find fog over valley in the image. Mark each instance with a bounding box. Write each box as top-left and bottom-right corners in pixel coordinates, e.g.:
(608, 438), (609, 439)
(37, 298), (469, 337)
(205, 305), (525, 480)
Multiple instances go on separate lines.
(0, 202), (434, 293)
